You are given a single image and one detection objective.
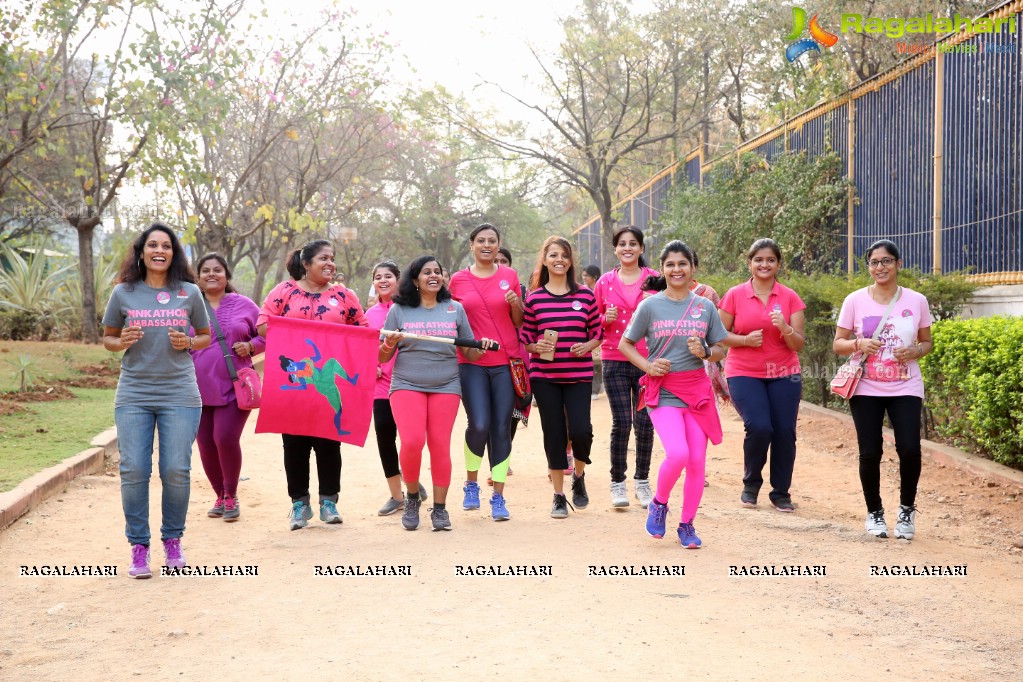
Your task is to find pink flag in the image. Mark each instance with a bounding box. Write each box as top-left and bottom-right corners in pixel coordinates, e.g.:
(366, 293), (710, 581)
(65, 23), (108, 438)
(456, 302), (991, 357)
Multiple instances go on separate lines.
(255, 316), (378, 447)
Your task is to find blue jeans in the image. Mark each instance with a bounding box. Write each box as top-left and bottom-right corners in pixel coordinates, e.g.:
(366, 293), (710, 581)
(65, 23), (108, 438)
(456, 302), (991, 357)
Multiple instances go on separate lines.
(115, 404), (201, 545)
(727, 375), (802, 502)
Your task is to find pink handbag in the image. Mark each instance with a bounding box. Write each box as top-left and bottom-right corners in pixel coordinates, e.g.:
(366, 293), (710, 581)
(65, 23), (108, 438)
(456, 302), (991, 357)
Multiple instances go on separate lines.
(233, 367), (262, 410)
(829, 360), (863, 400)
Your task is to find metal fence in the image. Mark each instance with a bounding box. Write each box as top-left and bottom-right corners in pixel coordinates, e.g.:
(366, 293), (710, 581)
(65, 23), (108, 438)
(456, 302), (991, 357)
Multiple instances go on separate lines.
(573, 0), (1023, 284)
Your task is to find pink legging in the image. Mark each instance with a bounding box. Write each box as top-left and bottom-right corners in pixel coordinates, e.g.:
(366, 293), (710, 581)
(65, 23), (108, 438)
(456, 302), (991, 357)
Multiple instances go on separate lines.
(390, 390), (460, 488)
(648, 406), (708, 523)
(196, 402), (250, 498)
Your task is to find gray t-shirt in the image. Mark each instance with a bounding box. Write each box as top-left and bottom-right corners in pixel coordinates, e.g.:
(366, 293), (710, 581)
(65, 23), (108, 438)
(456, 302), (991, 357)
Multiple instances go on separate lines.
(624, 291), (728, 407)
(102, 281), (210, 407)
(383, 300), (474, 396)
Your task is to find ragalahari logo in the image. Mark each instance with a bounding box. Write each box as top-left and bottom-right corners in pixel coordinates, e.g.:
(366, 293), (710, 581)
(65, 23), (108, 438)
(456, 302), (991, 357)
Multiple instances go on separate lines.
(784, 7), (839, 63)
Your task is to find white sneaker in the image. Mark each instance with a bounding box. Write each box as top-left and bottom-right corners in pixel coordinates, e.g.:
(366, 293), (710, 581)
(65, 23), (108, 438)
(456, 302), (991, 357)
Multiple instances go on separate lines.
(865, 509), (888, 538)
(634, 479), (653, 509)
(893, 505), (916, 540)
(610, 481), (629, 508)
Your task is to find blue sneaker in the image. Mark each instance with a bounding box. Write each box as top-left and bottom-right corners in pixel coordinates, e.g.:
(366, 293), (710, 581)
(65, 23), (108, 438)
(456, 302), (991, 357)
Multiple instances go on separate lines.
(678, 522), (702, 549)
(490, 492), (510, 521)
(462, 481), (481, 510)
(289, 500), (313, 531)
(646, 499), (669, 538)
(319, 499), (343, 524)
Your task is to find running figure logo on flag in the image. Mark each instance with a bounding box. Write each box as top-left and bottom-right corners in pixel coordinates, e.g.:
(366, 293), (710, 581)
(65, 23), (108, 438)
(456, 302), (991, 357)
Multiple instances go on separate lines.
(256, 316), (378, 446)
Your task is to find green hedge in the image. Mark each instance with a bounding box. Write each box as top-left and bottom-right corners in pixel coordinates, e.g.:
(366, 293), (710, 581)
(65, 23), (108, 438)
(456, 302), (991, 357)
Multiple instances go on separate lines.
(920, 317), (1023, 468)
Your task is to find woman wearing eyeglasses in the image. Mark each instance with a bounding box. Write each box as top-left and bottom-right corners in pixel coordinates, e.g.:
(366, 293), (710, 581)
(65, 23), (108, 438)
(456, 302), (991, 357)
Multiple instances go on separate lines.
(833, 240), (932, 541)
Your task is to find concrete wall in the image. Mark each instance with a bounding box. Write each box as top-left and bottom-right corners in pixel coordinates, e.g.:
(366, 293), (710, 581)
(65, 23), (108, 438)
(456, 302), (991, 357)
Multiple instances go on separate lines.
(963, 285), (1023, 319)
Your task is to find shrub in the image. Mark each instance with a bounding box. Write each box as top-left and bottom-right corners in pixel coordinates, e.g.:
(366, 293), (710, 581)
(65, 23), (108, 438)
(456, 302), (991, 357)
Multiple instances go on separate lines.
(662, 151), (849, 275)
(921, 317), (1023, 468)
(0, 309), (40, 340)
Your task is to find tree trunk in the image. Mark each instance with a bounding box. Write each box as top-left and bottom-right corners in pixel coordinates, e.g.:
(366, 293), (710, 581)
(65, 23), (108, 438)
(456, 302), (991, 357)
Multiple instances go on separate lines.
(600, 202), (617, 271)
(76, 219), (100, 343)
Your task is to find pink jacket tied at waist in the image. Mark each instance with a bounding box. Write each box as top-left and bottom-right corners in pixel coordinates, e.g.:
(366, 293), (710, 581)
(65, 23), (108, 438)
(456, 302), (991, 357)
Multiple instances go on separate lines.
(638, 369), (722, 445)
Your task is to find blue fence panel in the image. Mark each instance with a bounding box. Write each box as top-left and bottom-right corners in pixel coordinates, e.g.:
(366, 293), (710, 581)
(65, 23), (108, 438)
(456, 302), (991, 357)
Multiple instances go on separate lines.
(852, 62), (935, 273)
(573, 6), (1022, 280)
(789, 105), (849, 174)
(684, 155), (701, 186)
(942, 27), (1022, 275)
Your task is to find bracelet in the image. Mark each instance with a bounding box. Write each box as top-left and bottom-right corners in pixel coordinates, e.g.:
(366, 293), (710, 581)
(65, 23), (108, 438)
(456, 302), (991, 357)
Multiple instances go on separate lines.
(742, 335), (747, 346)
(382, 340), (396, 351)
(783, 326), (794, 336)
(187, 336), (193, 349)
(248, 342), (254, 354)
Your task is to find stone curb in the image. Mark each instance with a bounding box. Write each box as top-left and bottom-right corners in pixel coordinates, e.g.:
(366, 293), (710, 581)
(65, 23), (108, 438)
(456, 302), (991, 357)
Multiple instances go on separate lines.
(0, 428), (118, 532)
(799, 401), (1023, 489)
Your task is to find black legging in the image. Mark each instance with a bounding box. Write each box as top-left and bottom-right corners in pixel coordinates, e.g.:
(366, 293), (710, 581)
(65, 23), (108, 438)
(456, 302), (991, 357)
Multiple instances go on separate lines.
(531, 379), (593, 470)
(373, 399), (400, 479)
(849, 394), (922, 513)
(282, 433), (340, 500)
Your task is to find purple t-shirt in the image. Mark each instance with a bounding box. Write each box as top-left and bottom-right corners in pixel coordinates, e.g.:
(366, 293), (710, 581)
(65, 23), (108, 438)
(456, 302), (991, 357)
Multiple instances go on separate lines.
(191, 293), (265, 406)
(836, 286), (932, 398)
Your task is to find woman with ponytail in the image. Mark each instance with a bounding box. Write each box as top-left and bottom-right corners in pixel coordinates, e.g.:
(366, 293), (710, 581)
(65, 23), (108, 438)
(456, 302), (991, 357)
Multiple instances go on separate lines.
(257, 239), (368, 531)
(618, 240), (727, 548)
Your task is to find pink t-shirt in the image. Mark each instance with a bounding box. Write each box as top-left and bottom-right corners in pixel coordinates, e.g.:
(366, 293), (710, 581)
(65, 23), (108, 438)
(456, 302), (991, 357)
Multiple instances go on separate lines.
(836, 286), (932, 398)
(592, 266), (659, 361)
(448, 265), (521, 367)
(365, 299), (396, 400)
(719, 279), (806, 379)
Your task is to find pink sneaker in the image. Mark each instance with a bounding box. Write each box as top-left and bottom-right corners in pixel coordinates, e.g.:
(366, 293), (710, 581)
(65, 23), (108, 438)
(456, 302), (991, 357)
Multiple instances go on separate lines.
(129, 544), (151, 579)
(163, 538), (186, 569)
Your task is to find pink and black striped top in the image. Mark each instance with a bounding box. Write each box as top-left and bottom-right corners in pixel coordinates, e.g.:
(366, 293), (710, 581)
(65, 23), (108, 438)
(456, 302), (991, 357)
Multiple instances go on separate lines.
(520, 286), (601, 383)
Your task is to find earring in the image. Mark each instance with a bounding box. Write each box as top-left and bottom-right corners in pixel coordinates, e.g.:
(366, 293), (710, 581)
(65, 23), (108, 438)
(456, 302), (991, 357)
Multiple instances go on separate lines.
(137, 258), (143, 271)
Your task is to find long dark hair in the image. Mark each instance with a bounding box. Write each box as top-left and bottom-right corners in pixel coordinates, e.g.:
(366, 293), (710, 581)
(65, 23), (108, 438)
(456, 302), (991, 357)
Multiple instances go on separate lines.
(394, 255), (451, 307)
(195, 253), (237, 294)
(612, 225), (648, 268)
(643, 240), (696, 291)
(286, 239), (332, 281)
(116, 222), (195, 287)
(529, 236), (578, 292)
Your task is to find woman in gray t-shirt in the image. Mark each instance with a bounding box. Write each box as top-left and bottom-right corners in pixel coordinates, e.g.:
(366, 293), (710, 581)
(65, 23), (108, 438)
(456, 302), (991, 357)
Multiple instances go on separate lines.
(619, 240), (727, 551)
(379, 256), (495, 532)
(101, 223), (211, 579)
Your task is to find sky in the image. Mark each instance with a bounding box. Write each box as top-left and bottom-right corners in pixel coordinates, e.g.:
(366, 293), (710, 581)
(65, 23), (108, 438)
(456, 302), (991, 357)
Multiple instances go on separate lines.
(342, 0), (585, 98)
(263, 0), (590, 106)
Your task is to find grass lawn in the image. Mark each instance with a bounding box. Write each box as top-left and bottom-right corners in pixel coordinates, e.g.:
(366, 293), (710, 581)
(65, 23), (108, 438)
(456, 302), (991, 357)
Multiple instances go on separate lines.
(0, 388), (115, 491)
(0, 340), (118, 492)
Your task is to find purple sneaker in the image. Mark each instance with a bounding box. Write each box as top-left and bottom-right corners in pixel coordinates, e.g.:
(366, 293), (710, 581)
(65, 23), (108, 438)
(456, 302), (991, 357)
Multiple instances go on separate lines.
(129, 544), (151, 579)
(678, 522), (702, 549)
(163, 538), (186, 569)
(646, 499), (669, 538)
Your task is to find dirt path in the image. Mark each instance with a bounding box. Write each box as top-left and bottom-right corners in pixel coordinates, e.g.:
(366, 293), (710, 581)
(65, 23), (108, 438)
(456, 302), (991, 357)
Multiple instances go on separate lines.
(2, 398), (1022, 680)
